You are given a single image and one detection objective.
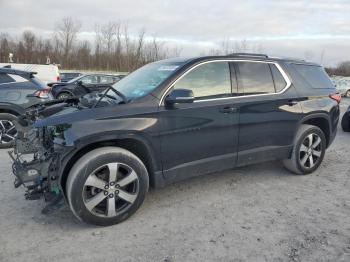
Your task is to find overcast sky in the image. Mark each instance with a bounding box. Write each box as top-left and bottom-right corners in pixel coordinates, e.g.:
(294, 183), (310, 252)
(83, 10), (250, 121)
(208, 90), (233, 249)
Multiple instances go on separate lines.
(1, 0), (350, 66)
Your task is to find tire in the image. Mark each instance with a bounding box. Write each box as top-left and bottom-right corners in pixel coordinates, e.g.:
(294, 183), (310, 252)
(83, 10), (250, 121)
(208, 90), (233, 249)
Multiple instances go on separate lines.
(66, 147), (149, 226)
(283, 124), (326, 175)
(346, 90), (350, 98)
(341, 112), (350, 132)
(57, 92), (72, 100)
(0, 113), (18, 149)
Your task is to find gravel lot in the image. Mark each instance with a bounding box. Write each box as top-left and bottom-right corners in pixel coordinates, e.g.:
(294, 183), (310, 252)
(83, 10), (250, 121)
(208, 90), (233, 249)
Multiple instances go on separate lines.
(0, 100), (349, 262)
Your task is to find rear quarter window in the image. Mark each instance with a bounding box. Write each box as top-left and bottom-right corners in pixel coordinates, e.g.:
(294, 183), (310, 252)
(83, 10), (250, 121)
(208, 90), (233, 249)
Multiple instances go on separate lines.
(292, 64), (334, 89)
(0, 73), (15, 84)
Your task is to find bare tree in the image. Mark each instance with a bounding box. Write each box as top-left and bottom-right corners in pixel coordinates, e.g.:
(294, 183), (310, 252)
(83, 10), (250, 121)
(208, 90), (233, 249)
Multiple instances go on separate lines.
(22, 30), (36, 63)
(56, 17), (81, 67)
(0, 20), (182, 72)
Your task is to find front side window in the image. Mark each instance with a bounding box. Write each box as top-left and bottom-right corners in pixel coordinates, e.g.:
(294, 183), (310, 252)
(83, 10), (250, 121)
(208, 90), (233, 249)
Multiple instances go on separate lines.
(100, 76), (114, 84)
(235, 62), (275, 95)
(173, 62), (231, 100)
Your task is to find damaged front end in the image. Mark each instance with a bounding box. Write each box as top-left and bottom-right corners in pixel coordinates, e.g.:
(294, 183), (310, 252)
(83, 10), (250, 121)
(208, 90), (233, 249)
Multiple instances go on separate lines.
(8, 103), (75, 213)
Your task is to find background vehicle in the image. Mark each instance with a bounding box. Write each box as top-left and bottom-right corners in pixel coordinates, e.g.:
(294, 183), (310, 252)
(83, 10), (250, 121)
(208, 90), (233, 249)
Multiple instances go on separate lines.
(11, 54), (340, 226)
(0, 67), (52, 148)
(60, 72), (82, 82)
(0, 63), (60, 83)
(341, 106), (350, 132)
(49, 74), (123, 99)
(332, 76), (350, 97)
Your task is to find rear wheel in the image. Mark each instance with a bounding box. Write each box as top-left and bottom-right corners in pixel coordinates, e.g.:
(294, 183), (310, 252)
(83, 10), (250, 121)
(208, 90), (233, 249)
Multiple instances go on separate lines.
(283, 124), (326, 175)
(341, 112), (350, 132)
(66, 147), (149, 226)
(0, 113), (18, 149)
(57, 92), (72, 100)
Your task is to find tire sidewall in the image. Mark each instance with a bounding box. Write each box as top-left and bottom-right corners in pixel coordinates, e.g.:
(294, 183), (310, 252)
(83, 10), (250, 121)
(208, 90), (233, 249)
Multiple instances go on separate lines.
(346, 90), (350, 98)
(341, 112), (350, 132)
(294, 126), (326, 174)
(67, 148), (149, 226)
(0, 113), (17, 149)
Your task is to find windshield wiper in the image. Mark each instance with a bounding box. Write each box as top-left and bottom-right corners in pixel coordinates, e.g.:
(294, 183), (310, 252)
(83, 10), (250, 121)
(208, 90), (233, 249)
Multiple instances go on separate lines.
(92, 86), (128, 108)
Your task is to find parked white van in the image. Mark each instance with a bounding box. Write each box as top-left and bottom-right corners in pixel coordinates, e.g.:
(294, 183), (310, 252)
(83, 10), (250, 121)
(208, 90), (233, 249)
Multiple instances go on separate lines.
(0, 63), (60, 84)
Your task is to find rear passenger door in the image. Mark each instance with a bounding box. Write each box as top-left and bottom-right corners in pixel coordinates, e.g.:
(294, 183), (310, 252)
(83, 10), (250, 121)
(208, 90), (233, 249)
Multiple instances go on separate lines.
(232, 61), (303, 166)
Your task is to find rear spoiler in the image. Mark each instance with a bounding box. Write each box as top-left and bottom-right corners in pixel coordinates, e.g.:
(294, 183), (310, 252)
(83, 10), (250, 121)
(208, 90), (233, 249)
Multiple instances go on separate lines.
(0, 66), (37, 79)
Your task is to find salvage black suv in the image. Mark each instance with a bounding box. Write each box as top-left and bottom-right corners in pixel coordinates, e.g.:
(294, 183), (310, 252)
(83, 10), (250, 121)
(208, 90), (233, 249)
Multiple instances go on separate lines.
(10, 54), (340, 226)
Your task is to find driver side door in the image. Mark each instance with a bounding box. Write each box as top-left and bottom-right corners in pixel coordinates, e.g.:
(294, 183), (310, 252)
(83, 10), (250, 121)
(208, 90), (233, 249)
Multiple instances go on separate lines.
(158, 61), (240, 183)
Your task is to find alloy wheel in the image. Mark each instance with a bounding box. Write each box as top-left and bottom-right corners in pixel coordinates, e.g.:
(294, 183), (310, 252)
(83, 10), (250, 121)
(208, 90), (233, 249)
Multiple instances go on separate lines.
(299, 133), (322, 169)
(58, 93), (70, 100)
(83, 162), (139, 218)
(0, 120), (17, 145)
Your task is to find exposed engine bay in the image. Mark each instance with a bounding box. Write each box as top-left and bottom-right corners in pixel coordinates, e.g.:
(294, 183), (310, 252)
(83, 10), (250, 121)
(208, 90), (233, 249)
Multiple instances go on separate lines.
(8, 90), (125, 213)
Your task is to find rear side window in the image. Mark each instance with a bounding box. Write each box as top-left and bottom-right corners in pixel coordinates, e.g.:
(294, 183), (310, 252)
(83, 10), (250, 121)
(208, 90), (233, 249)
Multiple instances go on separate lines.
(235, 62), (275, 95)
(292, 64), (334, 89)
(81, 75), (98, 84)
(270, 64), (287, 92)
(100, 76), (115, 84)
(0, 73), (14, 84)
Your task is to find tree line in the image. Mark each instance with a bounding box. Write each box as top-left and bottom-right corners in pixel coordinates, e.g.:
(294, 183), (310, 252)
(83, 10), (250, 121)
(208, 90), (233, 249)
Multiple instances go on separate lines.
(1, 17), (350, 76)
(325, 62), (350, 77)
(0, 17), (181, 72)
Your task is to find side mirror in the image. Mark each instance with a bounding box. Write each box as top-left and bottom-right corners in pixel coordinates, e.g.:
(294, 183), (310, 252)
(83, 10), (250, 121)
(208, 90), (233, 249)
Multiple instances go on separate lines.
(77, 80), (83, 86)
(165, 89), (194, 105)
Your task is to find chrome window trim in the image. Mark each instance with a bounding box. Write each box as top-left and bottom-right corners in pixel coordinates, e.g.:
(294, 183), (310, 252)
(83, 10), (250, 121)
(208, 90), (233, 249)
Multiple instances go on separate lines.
(159, 59), (292, 106)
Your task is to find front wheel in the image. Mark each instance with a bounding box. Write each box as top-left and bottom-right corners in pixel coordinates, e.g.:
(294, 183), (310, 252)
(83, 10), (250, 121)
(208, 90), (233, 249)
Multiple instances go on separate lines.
(0, 113), (18, 149)
(66, 147), (149, 226)
(283, 124), (326, 175)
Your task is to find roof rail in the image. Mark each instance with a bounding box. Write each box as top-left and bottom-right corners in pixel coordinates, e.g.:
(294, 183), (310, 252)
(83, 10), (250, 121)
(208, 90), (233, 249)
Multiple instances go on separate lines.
(228, 53), (269, 58)
(270, 56), (305, 62)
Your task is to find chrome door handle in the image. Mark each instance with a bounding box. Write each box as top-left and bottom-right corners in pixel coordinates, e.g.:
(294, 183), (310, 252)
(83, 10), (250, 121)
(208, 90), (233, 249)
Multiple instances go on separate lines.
(220, 107), (238, 114)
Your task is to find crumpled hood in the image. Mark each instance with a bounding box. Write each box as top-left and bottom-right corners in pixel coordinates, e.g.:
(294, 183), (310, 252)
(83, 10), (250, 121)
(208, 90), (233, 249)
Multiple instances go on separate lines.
(34, 106), (98, 128)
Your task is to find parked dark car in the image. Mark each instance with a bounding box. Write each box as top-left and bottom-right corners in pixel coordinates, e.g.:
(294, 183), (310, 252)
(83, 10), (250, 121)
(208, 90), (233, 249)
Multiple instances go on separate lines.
(0, 67), (52, 148)
(49, 74), (123, 99)
(10, 54), (340, 226)
(60, 72), (82, 82)
(341, 106), (350, 132)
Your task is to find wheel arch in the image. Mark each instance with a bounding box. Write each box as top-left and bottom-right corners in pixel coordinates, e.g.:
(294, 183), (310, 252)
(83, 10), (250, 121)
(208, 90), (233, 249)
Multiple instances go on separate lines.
(0, 103), (24, 116)
(299, 113), (331, 147)
(59, 135), (160, 198)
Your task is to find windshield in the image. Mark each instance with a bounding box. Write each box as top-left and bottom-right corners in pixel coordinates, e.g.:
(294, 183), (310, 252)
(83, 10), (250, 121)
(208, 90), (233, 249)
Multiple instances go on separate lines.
(110, 61), (183, 99)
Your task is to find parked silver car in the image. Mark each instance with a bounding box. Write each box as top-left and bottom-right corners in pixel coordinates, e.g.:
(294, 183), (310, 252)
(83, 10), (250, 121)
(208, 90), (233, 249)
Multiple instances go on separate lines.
(332, 76), (350, 97)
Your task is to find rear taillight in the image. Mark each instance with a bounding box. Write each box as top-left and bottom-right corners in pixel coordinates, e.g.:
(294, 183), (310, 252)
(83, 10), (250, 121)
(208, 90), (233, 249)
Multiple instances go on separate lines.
(57, 75), (61, 82)
(329, 93), (341, 104)
(34, 87), (51, 99)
